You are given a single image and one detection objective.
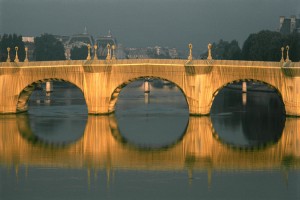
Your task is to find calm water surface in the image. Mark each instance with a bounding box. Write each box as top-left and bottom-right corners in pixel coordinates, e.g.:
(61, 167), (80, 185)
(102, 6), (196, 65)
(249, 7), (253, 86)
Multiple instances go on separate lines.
(0, 81), (299, 200)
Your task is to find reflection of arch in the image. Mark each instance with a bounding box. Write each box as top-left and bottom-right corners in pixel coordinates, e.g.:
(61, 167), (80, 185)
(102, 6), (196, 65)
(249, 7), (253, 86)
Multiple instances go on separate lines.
(16, 114), (84, 147)
(211, 123), (284, 151)
(211, 79), (286, 115)
(16, 112), (189, 151)
(241, 94), (285, 144)
(108, 114), (189, 151)
(16, 112), (87, 147)
(16, 109), (285, 153)
(108, 76), (189, 113)
(16, 78), (86, 113)
(4, 113), (299, 171)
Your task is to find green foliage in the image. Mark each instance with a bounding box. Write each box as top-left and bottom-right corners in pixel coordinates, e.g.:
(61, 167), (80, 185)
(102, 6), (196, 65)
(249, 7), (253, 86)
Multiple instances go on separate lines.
(0, 33), (26, 62)
(242, 30), (300, 61)
(203, 31), (300, 62)
(284, 33), (300, 62)
(70, 46), (88, 60)
(34, 34), (66, 61)
(202, 40), (242, 60)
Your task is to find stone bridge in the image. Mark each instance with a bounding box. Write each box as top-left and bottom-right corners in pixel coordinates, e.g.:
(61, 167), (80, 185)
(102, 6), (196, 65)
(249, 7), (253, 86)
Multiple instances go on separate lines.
(0, 59), (300, 116)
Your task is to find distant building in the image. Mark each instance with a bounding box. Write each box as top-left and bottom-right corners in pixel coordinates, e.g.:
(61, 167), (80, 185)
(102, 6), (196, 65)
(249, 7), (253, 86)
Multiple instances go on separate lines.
(153, 46), (169, 57)
(22, 36), (34, 43)
(126, 48), (151, 59)
(150, 46), (172, 58)
(115, 43), (126, 59)
(13, 29), (128, 61)
(168, 48), (179, 59)
(22, 36), (35, 61)
(54, 35), (70, 44)
(125, 46), (178, 59)
(154, 46), (162, 55)
(65, 28), (94, 60)
(279, 15), (300, 34)
(95, 31), (117, 59)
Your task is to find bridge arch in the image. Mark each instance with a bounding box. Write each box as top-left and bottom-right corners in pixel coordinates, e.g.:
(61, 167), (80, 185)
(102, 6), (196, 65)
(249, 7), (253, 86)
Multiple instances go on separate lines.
(210, 78), (286, 150)
(16, 78), (86, 113)
(210, 79), (286, 115)
(108, 76), (190, 113)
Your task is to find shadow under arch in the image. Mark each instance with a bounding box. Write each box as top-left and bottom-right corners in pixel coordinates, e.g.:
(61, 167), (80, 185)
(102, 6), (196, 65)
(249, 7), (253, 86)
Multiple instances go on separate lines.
(108, 114), (189, 151)
(210, 79), (286, 115)
(16, 78), (85, 113)
(210, 79), (286, 150)
(108, 76), (189, 113)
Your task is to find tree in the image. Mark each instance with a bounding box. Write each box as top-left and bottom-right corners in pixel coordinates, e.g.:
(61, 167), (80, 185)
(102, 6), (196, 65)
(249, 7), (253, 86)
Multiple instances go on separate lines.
(201, 39), (242, 60)
(284, 33), (300, 62)
(242, 30), (283, 61)
(0, 33), (25, 62)
(34, 34), (66, 61)
(241, 30), (300, 62)
(70, 46), (88, 60)
(225, 40), (242, 60)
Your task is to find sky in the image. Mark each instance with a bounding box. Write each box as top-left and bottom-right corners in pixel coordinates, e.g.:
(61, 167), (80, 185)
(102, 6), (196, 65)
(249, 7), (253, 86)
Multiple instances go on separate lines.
(0, 0), (299, 53)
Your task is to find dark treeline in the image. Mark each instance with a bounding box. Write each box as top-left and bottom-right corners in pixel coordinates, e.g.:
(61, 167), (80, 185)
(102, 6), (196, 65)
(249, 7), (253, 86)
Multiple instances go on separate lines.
(0, 34), (26, 62)
(34, 34), (65, 61)
(1, 31), (300, 62)
(202, 30), (300, 62)
(70, 46), (88, 60)
(0, 33), (66, 62)
(242, 31), (300, 61)
(204, 39), (242, 60)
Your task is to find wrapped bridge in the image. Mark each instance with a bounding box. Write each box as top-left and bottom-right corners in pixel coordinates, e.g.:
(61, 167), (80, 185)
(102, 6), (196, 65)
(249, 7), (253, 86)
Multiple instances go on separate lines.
(0, 59), (299, 116)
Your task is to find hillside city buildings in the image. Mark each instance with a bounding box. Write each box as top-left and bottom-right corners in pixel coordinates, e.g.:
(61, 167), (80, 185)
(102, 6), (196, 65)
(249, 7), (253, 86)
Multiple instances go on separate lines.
(15, 28), (179, 61)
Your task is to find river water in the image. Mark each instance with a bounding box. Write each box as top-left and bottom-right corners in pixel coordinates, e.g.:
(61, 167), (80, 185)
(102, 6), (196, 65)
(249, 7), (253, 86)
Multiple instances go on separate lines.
(0, 80), (299, 200)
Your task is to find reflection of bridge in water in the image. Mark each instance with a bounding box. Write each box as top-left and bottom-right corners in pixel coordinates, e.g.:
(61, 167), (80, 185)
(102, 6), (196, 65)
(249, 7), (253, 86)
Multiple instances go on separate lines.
(0, 115), (299, 178)
(0, 58), (300, 116)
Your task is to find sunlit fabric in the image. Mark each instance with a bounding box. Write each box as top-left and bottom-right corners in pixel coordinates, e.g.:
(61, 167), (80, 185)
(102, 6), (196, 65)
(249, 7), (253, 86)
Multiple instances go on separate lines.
(0, 59), (299, 116)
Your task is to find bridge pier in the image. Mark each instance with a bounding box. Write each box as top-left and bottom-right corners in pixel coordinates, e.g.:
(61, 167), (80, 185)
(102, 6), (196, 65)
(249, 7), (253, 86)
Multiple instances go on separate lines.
(184, 66), (214, 116)
(285, 101), (300, 117)
(83, 71), (113, 115)
(0, 74), (26, 113)
(279, 70), (300, 117)
(188, 102), (211, 116)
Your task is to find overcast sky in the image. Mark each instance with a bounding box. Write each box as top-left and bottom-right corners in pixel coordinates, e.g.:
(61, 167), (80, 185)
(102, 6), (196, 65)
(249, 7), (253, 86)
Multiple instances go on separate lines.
(0, 0), (299, 52)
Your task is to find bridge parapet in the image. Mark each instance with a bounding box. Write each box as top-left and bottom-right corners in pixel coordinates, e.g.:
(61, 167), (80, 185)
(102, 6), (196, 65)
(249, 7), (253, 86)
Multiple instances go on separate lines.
(0, 60), (85, 67)
(212, 59), (282, 67)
